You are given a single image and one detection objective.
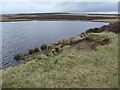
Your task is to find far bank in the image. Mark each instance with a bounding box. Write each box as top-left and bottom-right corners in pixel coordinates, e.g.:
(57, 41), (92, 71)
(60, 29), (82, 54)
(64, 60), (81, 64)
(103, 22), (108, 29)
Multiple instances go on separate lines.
(0, 13), (118, 23)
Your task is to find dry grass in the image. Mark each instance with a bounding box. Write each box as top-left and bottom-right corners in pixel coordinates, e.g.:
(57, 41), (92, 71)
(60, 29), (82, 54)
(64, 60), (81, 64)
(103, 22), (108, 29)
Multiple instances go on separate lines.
(1, 13), (118, 23)
(91, 19), (118, 23)
(2, 32), (118, 88)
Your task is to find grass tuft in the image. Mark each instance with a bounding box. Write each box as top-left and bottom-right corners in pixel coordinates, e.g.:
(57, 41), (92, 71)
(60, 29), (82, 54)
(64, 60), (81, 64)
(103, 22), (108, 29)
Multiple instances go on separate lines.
(28, 49), (35, 54)
(34, 47), (40, 52)
(14, 54), (24, 61)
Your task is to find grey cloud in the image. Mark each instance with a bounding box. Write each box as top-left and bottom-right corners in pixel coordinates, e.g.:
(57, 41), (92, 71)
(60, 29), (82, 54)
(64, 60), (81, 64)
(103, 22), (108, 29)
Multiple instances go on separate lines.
(1, 2), (118, 14)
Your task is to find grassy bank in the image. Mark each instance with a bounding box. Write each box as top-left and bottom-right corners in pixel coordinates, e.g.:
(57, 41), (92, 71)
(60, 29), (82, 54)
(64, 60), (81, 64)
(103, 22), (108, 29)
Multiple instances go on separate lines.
(2, 32), (118, 88)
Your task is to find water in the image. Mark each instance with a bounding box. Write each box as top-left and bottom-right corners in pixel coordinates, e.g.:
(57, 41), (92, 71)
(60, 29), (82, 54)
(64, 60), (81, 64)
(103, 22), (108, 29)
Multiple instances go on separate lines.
(1, 21), (109, 68)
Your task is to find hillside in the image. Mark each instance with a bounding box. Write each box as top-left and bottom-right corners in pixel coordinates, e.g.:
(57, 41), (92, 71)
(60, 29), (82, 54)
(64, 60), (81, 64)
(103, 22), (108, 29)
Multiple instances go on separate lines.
(2, 23), (118, 88)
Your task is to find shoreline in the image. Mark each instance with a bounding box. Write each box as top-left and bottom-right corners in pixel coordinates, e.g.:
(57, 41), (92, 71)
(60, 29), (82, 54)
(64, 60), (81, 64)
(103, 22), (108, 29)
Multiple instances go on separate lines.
(1, 13), (118, 68)
(2, 23), (118, 88)
(4, 21), (118, 68)
(1, 13), (118, 23)
(1, 20), (109, 68)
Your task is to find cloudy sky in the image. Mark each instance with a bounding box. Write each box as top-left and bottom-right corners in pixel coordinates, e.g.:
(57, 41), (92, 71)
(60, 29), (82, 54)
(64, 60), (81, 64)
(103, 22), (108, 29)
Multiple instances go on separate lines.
(0, 2), (118, 14)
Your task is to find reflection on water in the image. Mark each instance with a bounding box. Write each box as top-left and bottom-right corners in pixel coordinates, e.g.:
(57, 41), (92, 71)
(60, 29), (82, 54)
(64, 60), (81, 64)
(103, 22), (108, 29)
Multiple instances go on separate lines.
(2, 21), (109, 68)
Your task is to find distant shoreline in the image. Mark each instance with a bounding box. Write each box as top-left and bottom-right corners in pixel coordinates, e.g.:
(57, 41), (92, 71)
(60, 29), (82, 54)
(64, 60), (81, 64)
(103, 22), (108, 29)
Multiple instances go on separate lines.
(0, 13), (118, 23)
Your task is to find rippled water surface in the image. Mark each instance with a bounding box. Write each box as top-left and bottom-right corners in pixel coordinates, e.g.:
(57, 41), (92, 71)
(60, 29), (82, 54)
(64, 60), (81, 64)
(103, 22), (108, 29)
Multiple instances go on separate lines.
(2, 21), (109, 68)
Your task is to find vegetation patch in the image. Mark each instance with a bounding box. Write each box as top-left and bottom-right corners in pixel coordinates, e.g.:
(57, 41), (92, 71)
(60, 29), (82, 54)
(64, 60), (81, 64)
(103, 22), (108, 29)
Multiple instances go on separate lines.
(14, 54), (24, 61)
(2, 32), (118, 88)
(41, 44), (48, 50)
(34, 47), (40, 52)
(28, 48), (35, 54)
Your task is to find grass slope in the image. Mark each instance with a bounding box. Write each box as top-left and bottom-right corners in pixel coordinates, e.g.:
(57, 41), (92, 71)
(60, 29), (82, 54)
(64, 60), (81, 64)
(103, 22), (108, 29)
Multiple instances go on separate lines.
(2, 32), (118, 88)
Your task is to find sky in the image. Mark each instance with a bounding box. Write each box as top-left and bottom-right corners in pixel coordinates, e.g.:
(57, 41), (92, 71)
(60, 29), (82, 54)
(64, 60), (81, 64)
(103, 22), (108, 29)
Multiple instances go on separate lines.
(0, 2), (118, 14)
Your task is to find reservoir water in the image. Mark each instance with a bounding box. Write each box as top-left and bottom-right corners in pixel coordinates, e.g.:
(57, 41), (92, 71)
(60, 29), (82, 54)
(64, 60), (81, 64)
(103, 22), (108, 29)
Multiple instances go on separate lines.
(1, 21), (109, 68)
